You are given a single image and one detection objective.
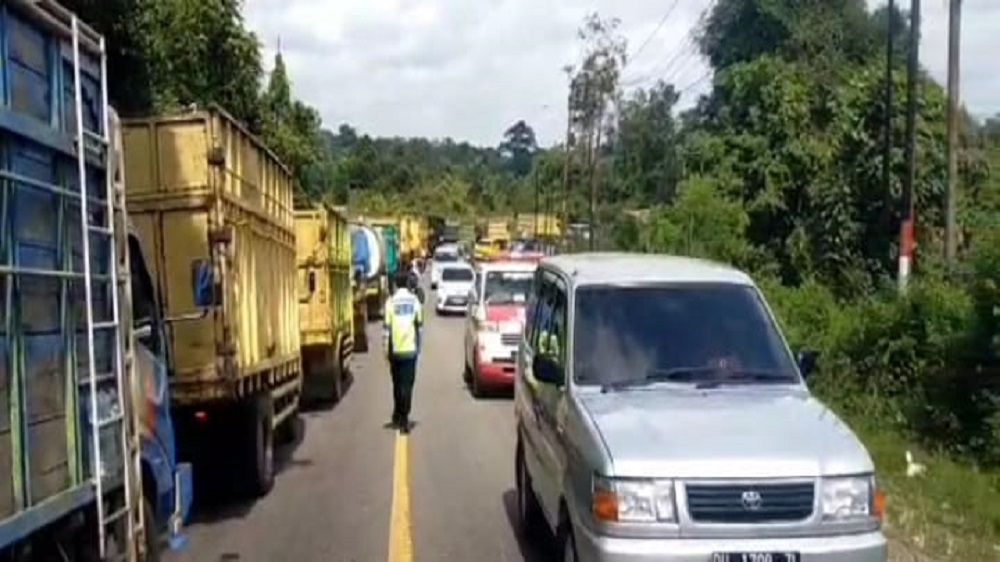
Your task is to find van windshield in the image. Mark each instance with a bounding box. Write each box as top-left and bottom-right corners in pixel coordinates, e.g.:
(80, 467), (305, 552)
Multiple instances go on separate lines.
(572, 284), (799, 388)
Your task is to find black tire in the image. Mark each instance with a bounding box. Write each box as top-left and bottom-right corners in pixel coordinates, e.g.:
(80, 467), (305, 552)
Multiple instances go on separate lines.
(245, 395), (275, 497)
(143, 498), (162, 562)
(463, 360), (472, 384)
(558, 519), (578, 562)
(471, 368), (483, 398)
(330, 346), (344, 403)
(515, 438), (545, 540)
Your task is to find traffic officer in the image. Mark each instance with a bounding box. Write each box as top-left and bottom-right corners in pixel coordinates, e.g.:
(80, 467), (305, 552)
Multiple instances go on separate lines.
(383, 269), (423, 433)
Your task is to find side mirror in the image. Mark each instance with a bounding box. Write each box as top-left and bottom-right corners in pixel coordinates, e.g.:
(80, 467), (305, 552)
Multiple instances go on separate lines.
(532, 354), (564, 387)
(307, 270), (317, 294)
(797, 349), (819, 379)
(191, 259), (218, 307)
(135, 323), (153, 340)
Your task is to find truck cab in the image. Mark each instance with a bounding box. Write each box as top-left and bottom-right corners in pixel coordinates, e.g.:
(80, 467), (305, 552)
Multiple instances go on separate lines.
(128, 232), (193, 553)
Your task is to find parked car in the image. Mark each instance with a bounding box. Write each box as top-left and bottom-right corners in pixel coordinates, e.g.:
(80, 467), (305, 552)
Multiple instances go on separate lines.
(463, 261), (536, 396)
(435, 262), (475, 315)
(430, 243), (461, 289)
(514, 253), (887, 562)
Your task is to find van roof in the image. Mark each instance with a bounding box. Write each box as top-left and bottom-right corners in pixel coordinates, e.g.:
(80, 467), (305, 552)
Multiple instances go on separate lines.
(541, 252), (753, 287)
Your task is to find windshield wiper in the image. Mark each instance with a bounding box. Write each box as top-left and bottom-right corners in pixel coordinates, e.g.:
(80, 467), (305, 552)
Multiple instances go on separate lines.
(600, 367), (795, 393)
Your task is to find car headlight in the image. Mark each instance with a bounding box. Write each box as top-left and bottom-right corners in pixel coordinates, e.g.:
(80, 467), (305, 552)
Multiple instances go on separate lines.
(821, 475), (883, 521)
(592, 475), (676, 523)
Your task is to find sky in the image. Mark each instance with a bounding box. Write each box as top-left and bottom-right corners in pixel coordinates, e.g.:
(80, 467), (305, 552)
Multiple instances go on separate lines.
(244, 0), (1000, 148)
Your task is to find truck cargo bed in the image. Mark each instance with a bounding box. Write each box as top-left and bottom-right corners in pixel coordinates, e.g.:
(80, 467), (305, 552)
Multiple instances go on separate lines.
(0, 0), (126, 547)
(122, 107), (301, 405)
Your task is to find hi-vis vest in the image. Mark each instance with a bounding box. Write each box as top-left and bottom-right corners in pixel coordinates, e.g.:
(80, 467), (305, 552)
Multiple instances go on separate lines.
(383, 289), (423, 359)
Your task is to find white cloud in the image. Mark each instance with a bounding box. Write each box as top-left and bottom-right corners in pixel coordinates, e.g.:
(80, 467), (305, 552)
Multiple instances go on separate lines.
(244, 0), (1000, 147)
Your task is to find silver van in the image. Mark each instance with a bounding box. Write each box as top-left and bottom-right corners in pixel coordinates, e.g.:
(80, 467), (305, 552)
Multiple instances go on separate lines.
(513, 253), (887, 562)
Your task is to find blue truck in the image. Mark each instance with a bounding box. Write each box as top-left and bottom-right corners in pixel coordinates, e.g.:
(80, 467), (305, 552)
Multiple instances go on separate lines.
(0, 1), (191, 559)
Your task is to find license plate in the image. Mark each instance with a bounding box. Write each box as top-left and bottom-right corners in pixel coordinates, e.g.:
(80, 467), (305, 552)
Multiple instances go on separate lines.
(501, 321), (522, 332)
(712, 553), (799, 562)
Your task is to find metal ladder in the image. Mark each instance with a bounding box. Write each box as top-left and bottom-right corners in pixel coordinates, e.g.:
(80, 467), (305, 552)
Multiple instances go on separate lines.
(70, 15), (144, 561)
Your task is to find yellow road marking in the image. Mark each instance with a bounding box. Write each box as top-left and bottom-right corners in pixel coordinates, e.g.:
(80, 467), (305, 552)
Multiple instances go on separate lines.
(388, 433), (413, 562)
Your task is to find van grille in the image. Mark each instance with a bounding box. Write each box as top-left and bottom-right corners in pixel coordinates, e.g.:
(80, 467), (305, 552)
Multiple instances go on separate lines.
(500, 334), (520, 346)
(685, 481), (814, 524)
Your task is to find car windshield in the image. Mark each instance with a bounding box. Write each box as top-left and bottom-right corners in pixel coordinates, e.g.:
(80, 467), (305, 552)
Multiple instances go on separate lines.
(441, 268), (473, 282)
(483, 270), (533, 305)
(573, 283), (800, 389)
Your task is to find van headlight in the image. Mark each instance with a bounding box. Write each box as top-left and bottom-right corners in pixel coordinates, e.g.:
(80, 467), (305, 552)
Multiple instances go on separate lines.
(592, 476), (676, 523)
(821, 475), (883, 521)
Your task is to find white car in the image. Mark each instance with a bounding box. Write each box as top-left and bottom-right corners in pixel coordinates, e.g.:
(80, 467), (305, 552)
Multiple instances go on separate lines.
(435, 263), (475, 315)
(430, 243), (461, 289)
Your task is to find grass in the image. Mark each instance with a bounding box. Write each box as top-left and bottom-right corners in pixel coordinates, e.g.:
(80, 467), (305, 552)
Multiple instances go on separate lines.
(846, 418), (1000, 560)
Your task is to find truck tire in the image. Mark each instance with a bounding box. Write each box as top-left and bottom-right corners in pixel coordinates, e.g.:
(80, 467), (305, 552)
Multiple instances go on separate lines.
(143, 498), (162, 562)
(330, 344), (344, 403)
(244, 395), (275, 497)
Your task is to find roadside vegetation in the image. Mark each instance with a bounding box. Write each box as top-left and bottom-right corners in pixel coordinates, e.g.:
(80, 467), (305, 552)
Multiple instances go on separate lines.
(73, 0), (1000, 557)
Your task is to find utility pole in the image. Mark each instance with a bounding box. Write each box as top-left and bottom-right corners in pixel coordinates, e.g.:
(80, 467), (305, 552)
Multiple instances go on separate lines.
(533, 167), (540, 238)
(561, 66), (574, 250)
(944, 0), (962, 264)
(588, 124), (602, 251)
(899, 0), (920, 291)
(883, 0), (894, 212)
(560, 96), (572, 250)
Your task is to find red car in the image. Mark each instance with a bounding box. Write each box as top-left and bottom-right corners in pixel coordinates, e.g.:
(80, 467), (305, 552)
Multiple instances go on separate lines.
(463, 261), (537, 397)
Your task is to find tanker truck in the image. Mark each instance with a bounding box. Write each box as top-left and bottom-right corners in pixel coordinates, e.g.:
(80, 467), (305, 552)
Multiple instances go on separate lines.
(0, 2), (191, 559)
(351, 223), (388, 325)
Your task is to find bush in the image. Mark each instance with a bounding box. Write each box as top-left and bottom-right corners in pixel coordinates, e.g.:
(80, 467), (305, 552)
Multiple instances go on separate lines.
(763, 269), (1000, 465)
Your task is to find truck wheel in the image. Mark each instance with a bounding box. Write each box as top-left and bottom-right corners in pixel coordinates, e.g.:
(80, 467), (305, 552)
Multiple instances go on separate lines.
(246, 395), (275, 497)
(143, 498), (162, 562)
(331, 344), (344, 403)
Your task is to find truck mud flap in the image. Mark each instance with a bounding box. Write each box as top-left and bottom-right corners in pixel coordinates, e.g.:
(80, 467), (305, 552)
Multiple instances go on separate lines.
(353, 304), (370, 352)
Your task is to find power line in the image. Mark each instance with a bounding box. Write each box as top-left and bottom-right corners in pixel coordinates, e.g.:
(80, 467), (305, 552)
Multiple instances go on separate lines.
(628, 0), (682, 64)
(621, 0), (717, 90)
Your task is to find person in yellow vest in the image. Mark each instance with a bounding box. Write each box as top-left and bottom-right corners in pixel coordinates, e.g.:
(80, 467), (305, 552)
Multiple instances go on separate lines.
(384, 270), (424, 433)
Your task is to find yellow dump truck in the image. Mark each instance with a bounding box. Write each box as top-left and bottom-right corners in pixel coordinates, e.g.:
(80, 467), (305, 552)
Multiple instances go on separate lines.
(399, 215), (426, 262)
(487, 218), (512, 243)
(123, 105), (301, 497)
(295, 205), (355, 404)
(515, 213), (562, 239)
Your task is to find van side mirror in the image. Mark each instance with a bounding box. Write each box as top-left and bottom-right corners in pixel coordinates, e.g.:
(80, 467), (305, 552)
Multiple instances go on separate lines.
(191, 259), (218, 307)
(797, 349), (819, 379)
(532, 354), (564, 387)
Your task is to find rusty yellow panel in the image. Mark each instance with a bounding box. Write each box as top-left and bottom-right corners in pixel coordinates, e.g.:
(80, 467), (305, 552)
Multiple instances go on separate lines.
(161, 210), (217, 374)
(296, 210), (333, 347)
(123, 107), (299, 401)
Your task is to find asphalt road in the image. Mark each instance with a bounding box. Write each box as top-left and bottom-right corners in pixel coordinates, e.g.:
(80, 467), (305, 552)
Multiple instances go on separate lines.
(165, 293), (545, 562)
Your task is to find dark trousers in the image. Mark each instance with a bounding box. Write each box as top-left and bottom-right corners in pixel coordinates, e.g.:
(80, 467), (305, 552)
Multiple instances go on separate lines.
(390, 356), (417, 424)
